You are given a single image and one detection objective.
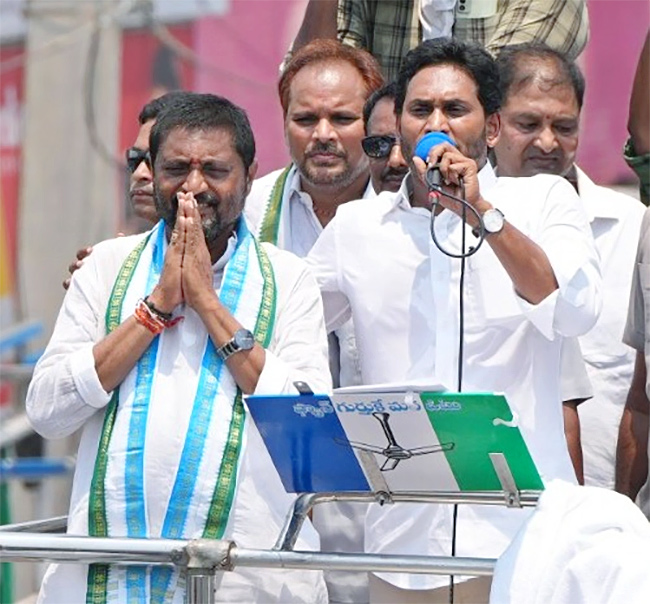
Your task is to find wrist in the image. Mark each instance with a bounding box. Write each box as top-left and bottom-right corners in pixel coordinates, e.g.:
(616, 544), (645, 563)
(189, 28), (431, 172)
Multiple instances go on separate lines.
(147, 288), (177, 315)
(192, 290), (221, 317)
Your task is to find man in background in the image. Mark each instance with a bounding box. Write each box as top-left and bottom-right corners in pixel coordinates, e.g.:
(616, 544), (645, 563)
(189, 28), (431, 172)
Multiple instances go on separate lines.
(289, 0), (589, 79)
(63, 92), (185, 289)
(362, 82), (409, 193)
(494, 43), (644, 492)
(245, 39), (384, 604)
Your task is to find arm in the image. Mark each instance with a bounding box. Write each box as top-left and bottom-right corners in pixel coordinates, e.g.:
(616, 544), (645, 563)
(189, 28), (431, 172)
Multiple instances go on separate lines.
(291, 0), (339, 53)
(307, 214), (353, 334)
(415, 146), (557, 304)
(484, 0), (589, 60)
(615, 351), (650, 500)
(628, 31), (650, 156)
(563, 401), (584, 485)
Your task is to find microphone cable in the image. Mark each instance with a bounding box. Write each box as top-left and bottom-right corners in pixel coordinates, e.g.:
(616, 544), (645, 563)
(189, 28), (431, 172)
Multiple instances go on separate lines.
(426, 174), (486, 604)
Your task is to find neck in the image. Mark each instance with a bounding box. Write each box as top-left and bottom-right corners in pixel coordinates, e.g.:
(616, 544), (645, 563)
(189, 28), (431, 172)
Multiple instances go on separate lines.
(207, 232), (233, 265)
(300, 171), (369, 226)
(564, 164), (579, 193)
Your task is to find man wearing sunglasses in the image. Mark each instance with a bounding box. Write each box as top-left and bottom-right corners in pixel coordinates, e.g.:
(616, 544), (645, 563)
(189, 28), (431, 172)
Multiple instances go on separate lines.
(63, 92), (185, 289)
(362, 83), (409, 193)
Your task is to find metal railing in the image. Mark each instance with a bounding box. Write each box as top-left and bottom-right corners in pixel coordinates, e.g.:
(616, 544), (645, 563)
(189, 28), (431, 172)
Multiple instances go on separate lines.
(0, 488), (541, 604)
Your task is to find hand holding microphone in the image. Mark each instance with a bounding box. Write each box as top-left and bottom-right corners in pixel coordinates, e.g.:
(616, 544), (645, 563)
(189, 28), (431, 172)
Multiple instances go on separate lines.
(414, 131), (456, 190)
(412, 131), (484, 219)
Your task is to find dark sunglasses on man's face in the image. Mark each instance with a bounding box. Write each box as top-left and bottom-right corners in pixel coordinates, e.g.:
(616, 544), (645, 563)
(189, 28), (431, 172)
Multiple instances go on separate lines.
(125, 147), (152, 173)
(362, 135), (399, 159)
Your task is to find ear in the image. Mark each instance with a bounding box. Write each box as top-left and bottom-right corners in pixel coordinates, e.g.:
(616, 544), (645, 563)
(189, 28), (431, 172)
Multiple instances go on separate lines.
(486, 112), (501, 148)
(245, 160), (258, 197)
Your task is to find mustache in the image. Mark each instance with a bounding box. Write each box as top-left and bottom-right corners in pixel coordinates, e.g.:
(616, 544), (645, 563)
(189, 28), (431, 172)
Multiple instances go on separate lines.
(175, 191), (220, 207)
(381, 166), (409, 179)
(305, 142), (345, 158)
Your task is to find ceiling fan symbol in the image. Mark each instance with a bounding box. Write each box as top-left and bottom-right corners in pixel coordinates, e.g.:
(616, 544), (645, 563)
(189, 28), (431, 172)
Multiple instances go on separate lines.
(340, 412), (455, 471)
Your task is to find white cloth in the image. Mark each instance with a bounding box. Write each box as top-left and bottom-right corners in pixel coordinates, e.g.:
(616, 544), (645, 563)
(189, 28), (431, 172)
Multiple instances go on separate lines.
(419, 0), (457, 40)
(490, 481), (650, 603)
(26, 231), (331, 604)
(560, 336), (592, 402)
(246, 166), (374, 602)
(573, 167), (645, 489)
(307, 164), (601, 590)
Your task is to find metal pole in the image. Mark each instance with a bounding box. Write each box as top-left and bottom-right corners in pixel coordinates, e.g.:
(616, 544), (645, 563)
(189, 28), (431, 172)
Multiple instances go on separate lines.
(0, 516), (67, 533)
(275, 490), (541, 551)
(231, 548), (496, 577)
(185, 570), (215, 604)
(0, 532), (496, 578)
(0, 532), (189, 566)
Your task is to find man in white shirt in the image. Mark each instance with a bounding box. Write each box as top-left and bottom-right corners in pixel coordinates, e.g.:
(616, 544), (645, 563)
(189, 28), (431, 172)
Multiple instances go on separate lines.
(308, 38), (600, 603)
(245, 40), (384, 604)
(494, 43), (645, 492)
(27, 93), (330, 604)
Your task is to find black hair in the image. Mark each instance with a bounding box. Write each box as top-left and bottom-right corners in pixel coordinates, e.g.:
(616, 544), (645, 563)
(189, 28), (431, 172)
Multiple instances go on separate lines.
(363, 82), (399, 133)
(496, 43), (585, 109)
(395, 38), (501, 116)
(149, 93), (256, 170)
(138, 91), (189, 125)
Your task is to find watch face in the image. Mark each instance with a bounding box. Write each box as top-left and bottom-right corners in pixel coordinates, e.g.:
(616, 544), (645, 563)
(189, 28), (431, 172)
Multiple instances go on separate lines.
(234, 329), (255, 350)
(483, 209), (504, 233)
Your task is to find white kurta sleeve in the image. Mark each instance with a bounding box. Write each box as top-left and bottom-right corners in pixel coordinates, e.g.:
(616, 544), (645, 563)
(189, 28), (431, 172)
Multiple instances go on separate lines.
(306, 216), (352, 333)
(26, 244), (113, 439)
(624, 208), (650, 351)
(254, 249), (332, 396)
(517, 176), (602, 339)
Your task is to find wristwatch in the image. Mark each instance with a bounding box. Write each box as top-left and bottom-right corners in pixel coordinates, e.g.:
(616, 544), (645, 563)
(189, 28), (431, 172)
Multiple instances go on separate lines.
(216, 328), (255, 361)
(481, 207), (505, 235)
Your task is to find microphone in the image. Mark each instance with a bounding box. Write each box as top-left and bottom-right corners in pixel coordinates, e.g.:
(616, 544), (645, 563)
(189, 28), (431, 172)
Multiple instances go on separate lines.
(414, 132), (456, 189)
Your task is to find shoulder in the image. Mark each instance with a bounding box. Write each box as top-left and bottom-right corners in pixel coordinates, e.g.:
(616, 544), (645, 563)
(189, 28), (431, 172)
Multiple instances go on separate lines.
(80, 232), (151, 276)
(261, 240), (311, 277)
(247, 167), (290, 204)
(260, 241), (320, 295)
(245, 167), (292, 230)
(67, 230), (152, 298)
(334, 190), (397, 223)
(490, 173), (581, 213)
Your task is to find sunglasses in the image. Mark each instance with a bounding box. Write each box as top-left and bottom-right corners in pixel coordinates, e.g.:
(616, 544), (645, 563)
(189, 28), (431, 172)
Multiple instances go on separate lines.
(362, 135), (399, 159)
(125, 147), (152, 173)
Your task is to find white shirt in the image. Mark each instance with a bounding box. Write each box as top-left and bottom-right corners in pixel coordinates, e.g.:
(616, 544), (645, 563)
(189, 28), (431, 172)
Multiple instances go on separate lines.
(26, 231), (330, 604)
(575, 167), (645, 489)
(307, 164), (601, 590)
(246, 166), (374, 602)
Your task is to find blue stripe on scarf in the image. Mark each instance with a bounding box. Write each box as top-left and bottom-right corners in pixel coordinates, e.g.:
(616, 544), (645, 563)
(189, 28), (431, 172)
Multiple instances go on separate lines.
(123, 222), (165, 602)
(150, 220), (253, 602)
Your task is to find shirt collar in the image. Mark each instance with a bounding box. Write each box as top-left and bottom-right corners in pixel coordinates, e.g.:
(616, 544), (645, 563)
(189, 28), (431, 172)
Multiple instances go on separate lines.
(575, 165), (621, 222)
(213, 230), (238, 271)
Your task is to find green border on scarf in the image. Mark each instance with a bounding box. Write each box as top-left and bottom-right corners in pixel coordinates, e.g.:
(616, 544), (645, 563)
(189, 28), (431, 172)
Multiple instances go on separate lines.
(258, 165), (292, 245)
(86, 230), (277, 602)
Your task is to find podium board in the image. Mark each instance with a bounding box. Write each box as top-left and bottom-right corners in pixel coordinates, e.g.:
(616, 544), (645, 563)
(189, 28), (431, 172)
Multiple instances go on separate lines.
(245, 387), (543, 495)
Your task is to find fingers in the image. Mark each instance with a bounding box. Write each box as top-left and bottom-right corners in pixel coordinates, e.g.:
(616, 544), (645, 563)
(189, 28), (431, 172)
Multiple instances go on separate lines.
(62, 277), (71, 290)
(76, 246), (92, 261)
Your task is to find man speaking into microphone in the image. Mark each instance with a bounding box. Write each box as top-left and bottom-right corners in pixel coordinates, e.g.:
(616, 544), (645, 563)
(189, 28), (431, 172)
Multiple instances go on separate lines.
(308, 38), (601, 603)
